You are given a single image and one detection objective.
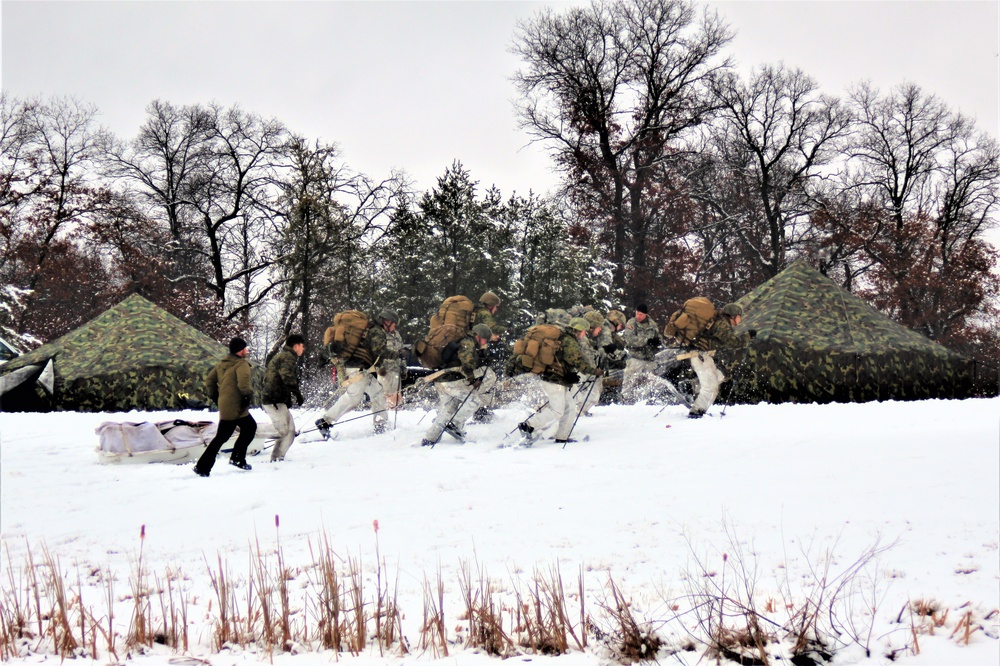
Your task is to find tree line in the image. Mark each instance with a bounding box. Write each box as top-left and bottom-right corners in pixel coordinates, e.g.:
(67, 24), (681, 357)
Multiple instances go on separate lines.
(2, 0), (997, 373)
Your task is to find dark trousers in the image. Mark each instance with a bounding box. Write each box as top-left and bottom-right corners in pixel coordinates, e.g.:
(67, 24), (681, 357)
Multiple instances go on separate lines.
(196, 414), (257, 472)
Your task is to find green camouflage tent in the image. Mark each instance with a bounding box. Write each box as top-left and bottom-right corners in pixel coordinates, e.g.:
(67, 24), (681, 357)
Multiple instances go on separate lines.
(725, 261), (975, 404)
(0, 294), (228, 412)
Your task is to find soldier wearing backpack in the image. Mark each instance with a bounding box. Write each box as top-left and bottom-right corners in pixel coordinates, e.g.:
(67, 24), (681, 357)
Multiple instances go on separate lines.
(470, 291), (505, 423)
(315, 310), (391, 438)
(376, 309), (406, 410)
(509, 317), (602, 445)
(621, 304), (660, 402)
(421, 324), (496, 447)
(664, 301), (755, 418)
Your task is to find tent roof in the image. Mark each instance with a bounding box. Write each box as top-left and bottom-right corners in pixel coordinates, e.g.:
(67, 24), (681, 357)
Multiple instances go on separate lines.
(737, 260), (961, 360)
(0, 294), (227, 381)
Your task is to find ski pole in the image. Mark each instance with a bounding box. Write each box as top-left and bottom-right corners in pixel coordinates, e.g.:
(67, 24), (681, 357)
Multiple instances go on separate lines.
(299, 407), (391, 435)
(563, 378), (597, 448)
(501, 396), (553, 442)
(430, 384), (478, 449)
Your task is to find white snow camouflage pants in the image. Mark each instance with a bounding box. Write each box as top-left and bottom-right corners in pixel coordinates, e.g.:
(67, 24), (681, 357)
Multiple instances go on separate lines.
(690, 352), (725, 414)
(263, 403), (296, 461)
(424, 369), (496, 443)
(321, 368), (387, 430)
(525, 380), (580, 441)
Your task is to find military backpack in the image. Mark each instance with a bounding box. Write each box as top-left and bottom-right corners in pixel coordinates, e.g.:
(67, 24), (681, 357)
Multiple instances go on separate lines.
(663, 297), (716, 347)
(323, 310), (372, 363)
(509, 324), (565, 376)
(414, 295), (477, 369)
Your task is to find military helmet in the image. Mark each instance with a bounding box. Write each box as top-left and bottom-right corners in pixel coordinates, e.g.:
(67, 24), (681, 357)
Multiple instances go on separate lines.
(545, 308), (572, 327)
(583, 310), (604, 328)
(721, 303), (743, 317)
(568, 317), (590, 332)
(480, 291), (501, 307)
(607, 310), (626, 327)
(471, 323), (493, 339)
(378, 308), (399, 324)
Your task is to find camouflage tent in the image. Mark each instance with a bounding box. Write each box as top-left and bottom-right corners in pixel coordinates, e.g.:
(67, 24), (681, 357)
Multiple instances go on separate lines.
(0, 294), (228, 412)
(725, 261), (975, 404)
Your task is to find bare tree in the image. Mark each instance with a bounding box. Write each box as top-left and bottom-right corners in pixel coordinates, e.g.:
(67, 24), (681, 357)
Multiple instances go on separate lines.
(101, 99), (214, 249)
(511, 0), (732, 303)
(701, 64), (853, 278)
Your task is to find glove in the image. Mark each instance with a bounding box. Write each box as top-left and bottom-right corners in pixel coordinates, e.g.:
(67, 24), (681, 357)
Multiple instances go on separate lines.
(471, 379), (483, 390)
(594, 368), (604, 377)
(240, 394), (252, 410)
(293, 389), (304, 407)
(377, 366), (387, 377)
(748, 329), (757, 339)
(602, 343), (618, 354)
(647, 336), (661, 348)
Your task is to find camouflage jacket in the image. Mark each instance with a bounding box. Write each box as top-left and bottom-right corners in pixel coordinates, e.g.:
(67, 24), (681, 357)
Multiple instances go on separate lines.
(345, 322), (387, 369)
(473, 304), (505, 337)
(622, 316), (661, 361)
(262, 345), (300, 406)
(205, 354), (253, 421)
(438, 333), (486, 383)
(550, 332), (599, 386)
(590, 320), (626, 365)
(383, 327), (405, 372)
(698, 316), (751, 352)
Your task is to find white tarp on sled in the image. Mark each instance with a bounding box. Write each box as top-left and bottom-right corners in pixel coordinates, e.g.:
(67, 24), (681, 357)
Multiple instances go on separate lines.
(95, 419), (265, 465)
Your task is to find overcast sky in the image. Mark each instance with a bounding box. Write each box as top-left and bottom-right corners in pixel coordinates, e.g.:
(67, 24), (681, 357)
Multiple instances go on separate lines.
(2, 1), (998, 199)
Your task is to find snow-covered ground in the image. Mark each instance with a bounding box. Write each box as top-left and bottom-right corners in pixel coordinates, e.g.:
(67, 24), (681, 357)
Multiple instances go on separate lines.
(1, 396), (998, 665)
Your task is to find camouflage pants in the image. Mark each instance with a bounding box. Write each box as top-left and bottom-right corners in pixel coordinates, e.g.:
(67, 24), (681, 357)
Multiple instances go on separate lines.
(425, 369), (496, 443)
(263, 403), (296, 461)
(574, 375), (602, 415)
(623, 358), (658, 402)
(322, 368), (387, 430)
(379, 367), (402, 409)
(690, 352), (724, 414)
(525, 381), (579, 441)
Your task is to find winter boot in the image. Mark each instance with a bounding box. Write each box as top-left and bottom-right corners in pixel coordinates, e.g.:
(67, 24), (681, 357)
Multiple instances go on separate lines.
(444, 422), (466, 442)
(315, 418), (332, 440)
(517, 422), (536, 446)
(229, 459), (252, 471)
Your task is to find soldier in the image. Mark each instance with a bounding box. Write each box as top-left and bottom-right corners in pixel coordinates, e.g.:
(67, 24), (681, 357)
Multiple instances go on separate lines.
(376, 309), (406, 409)
(684, 303), (755, 418)
(473, 291), (504, 341)
(471, 291), (505, 423)
(421, 324), (496, 446)
(621, 304), (661, 401)
(194, 337), (256, 476)
(515, 317), (602, 445)
(262, 334), (305, 462)
(315, 312), (390, 438)
(576, 309), (623, 415)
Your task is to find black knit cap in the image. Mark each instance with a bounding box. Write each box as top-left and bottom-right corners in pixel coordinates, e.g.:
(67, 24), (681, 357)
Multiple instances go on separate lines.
(229, 337), (248, 354)
(636, 303), (649, 314)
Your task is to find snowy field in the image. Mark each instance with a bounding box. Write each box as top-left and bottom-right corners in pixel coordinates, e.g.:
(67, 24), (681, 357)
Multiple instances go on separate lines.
(1, 396), (998, 665)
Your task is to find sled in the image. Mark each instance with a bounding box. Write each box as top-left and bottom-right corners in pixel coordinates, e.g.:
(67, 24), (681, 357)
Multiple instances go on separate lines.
(95, 419), (266, 465)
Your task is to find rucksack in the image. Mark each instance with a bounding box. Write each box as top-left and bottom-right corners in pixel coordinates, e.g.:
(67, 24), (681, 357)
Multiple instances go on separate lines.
(510, 324), (564, 376)
(323, 310), (371, 362)
(414, 323), (466, 370)
(429, 295), (476, 329)
(414, 296), (477, 369)
(664, 297), (716, 346)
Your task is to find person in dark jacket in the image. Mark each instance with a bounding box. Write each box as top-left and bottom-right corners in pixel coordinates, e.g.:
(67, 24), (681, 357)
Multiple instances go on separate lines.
(262, 334), (305, 462)
(194, 337), (257, 476)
